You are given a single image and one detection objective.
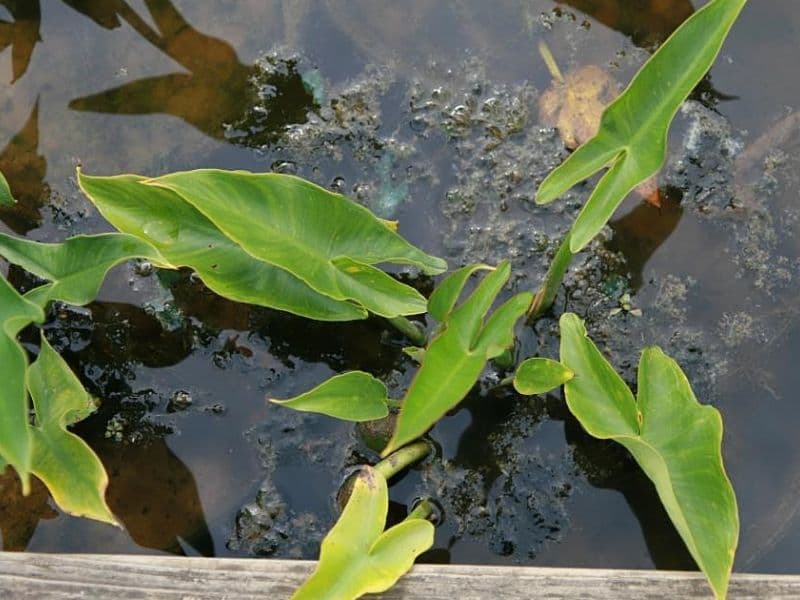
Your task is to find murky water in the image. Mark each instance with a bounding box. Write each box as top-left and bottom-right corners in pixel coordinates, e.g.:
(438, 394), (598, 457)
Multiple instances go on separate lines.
(1, 0), (799, 575)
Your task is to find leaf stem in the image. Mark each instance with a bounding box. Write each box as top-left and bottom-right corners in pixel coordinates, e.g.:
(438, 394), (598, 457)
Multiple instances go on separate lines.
(387, 316), (426, 346)
(374, 440), (430, 480)
(492, 347), (515, 370)
(406, 498), (437, 523)
(529, 233), (574, 319)
(498, 375), (515, 388)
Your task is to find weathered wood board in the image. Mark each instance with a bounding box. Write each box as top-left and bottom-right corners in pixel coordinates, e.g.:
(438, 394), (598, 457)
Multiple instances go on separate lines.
(0, 553), (798, 599)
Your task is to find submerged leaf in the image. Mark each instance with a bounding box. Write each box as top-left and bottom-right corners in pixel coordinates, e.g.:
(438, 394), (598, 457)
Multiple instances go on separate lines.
(513, 357), (573, 395)
(293, 466), (433, 600)
(559, 313), (738, 599)
(537, 0), (747, 252)
(270, 371), (389, 422)
(78, 170), (446, 320)
(27, 335), (117, 525)
(0, 276), (44, 489)
(383, 262), (533, 455)
(0, 232), (166, 309)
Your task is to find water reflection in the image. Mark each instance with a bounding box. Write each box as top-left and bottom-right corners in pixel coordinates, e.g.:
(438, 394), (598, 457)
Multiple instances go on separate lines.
(608, 193), (684, 291)
(0, 0), (40, 82)
(0, 467), (56, 551)
(67, 0), (315, 145)
(98, 436), (214, 556)
(0, 101), (47, 234)
(559, 0), (694, 47)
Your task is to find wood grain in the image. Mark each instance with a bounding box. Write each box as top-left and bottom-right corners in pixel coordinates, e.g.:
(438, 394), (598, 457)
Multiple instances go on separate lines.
(0, 553), (797, 599)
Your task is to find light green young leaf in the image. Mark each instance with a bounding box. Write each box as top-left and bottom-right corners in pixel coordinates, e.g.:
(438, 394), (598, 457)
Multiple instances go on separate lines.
(536, 0), (747, 252)
(0, 232), (167, 309)
(270, 371), (389, 422)
(0, 171), (15, 206)
(383, 262), (533, 455)
(513, 357), (573, 395)
(78, 172), (368, 322)
(427, 264), (494, 322)
(293, 466), (433, 600)
(559, 313), (738, 599)
(145, 169), (446, 317)
(27, 334), (118, 525)
(0, 276), (44, 490)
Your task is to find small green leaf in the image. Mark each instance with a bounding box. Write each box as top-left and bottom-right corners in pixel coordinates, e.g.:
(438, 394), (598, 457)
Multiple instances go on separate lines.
(0, 172), (15, 206)
(383, 262), (533, 455)
(0, 276), (44, 490)
(513, 357), (573, 395)
(0, 232), (166, 309)
(559, 313), (738, 599)
(26, 334), (118, 525)
(293, 466), (434, 600)
(427, 264), (494, 322)
(536, 0), (747, 252)
(402, 346), (426, 363)
(270, 371), (389, 422)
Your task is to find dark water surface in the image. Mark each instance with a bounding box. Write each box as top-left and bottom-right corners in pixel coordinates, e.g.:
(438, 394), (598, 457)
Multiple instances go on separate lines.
(1, 0), (799, 575)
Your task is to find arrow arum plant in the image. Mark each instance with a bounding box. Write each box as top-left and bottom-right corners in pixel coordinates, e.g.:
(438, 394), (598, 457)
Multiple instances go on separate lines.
(0, 1), (749, 597)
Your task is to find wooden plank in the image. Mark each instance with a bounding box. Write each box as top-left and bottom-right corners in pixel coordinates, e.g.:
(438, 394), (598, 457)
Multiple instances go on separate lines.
(0, 553), (798, 599)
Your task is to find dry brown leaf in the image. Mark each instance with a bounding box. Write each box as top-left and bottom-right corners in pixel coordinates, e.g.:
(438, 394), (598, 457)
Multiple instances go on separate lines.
(538, 59), (661, 207)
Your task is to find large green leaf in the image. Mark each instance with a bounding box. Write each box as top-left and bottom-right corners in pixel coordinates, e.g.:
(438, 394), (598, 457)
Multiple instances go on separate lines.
(27, 334), (117, 525)
(0, 171), (15, 206)
(0, 232), (166, 309)
(0, 276), (44, 490)
(79, 170), (446, 321)
(559, 313), (738, 599)
(78, 172), (368, 321)
(383, 262), (533, 455)
(270, 371), (389, 422)
(536, 0), (747, 252)
(293, 466), (434, 600)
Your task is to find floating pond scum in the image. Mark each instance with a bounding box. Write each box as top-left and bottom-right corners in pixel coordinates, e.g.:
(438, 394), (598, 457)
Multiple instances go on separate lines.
(1, 0), (800, 598)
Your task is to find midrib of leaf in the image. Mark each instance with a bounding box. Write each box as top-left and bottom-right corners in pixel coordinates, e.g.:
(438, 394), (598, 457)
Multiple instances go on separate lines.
(147, 175), (443, 273)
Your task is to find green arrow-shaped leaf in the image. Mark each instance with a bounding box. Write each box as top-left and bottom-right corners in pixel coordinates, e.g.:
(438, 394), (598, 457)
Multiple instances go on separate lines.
(293, 466), (433, 600)
(270, 371), (389, 422)
(0, 276), (44, 490)
(559, 313), (738, 599)
(536, 0), (747, 252)
(0, 232), (167, 309)
(147, 169), (446, 317)
(383, 262), (532, 455)
(78, 170), (446, 320)
(27, 334), (117, 525)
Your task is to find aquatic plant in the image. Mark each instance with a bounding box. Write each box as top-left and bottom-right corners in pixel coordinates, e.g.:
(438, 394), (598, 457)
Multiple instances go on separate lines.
(531, 0), (747, 317)
(0, 0), (749, 597)
(78, 170), (446, 324)
(0, 169), (445, 524)
(292, 465), (434, 600)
